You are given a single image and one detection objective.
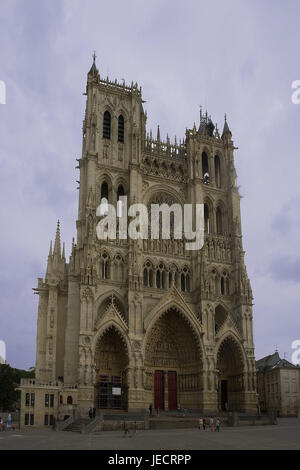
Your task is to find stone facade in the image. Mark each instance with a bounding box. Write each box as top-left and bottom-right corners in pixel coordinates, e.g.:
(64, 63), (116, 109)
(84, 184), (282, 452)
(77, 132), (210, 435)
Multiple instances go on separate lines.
(19, 56), (257, 428)
(256, 352), (300, 416)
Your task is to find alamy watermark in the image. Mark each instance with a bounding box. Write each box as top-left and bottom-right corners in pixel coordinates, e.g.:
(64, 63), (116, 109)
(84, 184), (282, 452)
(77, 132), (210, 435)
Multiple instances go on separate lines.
(291, 80), (300, 104)
(0, 80), (6, 104)
(291, 340), (300, 365)
(0, 340), (6, 364)
(96, 197), (204, 251)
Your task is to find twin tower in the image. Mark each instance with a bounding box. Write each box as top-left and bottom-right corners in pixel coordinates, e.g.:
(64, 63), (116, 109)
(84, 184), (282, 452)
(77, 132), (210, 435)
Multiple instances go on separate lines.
(20, 56), (257, 427)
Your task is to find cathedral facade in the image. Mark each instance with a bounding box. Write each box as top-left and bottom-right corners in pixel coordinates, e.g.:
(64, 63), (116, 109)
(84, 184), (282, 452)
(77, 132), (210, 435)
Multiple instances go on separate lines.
(19, 57), (257, 427)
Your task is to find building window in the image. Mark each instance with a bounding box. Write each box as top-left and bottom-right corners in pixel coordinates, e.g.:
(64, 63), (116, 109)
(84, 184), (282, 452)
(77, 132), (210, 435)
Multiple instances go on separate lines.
(50, 394), (54, 408)
(60, 395), (63, 405)
(216, 206), (223, 235)
(50, 415), (54, 426)
(30, 414), (34, 426)
(215, 155), (221, 188)
(67, 396), (73, 405)
(101, 252), (110, 280)
(45, 394), (49, 407)
(118, 115), (124, 143)
(202, 152), (210, 184)
(31, 393), (35, 407)
(143, 261), (153, 288)
(117, 184), (125, 217)
(44, 415), (49, 426)
(103, 111), (111, 139)
(204, 204), (210, 233)
(25, 393), (30, 406)
(25, 414), (29, 426)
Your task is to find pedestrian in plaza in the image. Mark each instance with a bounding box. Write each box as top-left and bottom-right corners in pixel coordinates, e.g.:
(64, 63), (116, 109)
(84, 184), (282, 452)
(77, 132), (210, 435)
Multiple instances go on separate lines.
(6, 414), (12, 430)
(0, 417), (3, 432)
(88, 408), (93, 419)
(198, 417), (203, 430)
(215, 417), (220, 432)
(93, 407), (96, 418)
(149, 403), (153, 417)
(209, 416), (214, 432)
(130, 421), (137, 438)
(203, 417), (206, 430)
(123, 420), (130, 437)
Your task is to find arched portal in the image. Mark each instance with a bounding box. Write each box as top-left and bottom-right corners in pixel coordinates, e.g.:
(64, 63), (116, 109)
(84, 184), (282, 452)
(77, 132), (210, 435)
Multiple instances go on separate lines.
(144, 308), (202, 410)
(94, 326), (129, 410)
(216, 336), (245, 411)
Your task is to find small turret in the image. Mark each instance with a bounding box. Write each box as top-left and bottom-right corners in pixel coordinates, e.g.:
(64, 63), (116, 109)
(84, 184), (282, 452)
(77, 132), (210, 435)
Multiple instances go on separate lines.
(46, 220), (66, 281)
(88, 51), (100, 79)
(222, 114), (232, 140)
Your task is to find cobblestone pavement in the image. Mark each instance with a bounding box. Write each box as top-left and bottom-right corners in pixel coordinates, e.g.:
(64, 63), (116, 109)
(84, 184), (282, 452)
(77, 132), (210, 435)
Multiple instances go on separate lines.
(0, 418), (299, 450)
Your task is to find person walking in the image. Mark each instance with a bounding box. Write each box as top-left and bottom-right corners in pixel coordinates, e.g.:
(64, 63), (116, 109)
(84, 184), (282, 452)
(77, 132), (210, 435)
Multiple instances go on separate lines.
(199, 417), (203, 430)
(215, 418), (220, 432)
(149, 404), (152, 417)
(7, 414), (12, 431)
(203, 417), (206, 430)
(123, 420), (130, 437)
(0, 417), (3, 432)
(209, 416), (214, 432)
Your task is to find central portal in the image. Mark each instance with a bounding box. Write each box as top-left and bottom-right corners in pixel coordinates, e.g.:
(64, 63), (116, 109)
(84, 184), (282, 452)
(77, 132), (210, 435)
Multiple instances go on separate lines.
(145, 308), (202, 410)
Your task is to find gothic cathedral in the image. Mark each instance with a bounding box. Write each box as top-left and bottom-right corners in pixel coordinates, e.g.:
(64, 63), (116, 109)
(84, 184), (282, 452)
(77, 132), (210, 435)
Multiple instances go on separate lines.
(19, 56), (257, 427)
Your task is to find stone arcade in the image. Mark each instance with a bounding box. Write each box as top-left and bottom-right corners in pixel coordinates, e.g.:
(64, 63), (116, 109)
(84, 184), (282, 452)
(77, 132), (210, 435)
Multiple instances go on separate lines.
(19, 56), (257, 428)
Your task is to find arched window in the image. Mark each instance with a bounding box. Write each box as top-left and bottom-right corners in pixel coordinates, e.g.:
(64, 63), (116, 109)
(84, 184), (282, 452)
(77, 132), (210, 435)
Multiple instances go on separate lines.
(101, 252), (110, 280)
(143, 261), (153, 288)
(143, 268), (148, 287)
(156, 270), (161, 288)
(156, 264), (165, 289)
(100, 181), (109, 216)
(221, 271), (230, 295)
(221, 277), (225, 295)
(67, 396), (73, 405)
(118, 115), (124, 143)
(181, 267), (191, 292)
(216, 207), (223, 235)
(117, 184), (125, 217)
(202, 152), (210, 184)
(181, 273), (185, 291)
(204, 203), (210, 233)
(103, 111), (111, 139)
(215, 155), (221, 188)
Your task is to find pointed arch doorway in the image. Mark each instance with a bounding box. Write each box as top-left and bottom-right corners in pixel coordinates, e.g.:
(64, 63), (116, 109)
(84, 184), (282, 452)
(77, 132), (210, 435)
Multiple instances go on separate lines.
(145, 308), (202, 411)
(216, 336), (245, 411)
(94, 326), (129, 410)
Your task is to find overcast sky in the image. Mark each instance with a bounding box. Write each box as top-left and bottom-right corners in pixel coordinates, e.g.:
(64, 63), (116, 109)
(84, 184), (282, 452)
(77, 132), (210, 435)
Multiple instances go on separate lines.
(0, 0), (300, 369)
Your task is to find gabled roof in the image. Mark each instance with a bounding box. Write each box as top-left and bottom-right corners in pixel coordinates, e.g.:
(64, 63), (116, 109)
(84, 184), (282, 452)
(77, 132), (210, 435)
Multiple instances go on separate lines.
(256, 351), (298, 371)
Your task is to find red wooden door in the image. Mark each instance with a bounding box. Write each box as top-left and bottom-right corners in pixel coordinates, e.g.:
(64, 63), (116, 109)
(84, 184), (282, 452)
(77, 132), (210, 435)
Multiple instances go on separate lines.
(168, 371), (177, 410)
(154, 370), (164, 410)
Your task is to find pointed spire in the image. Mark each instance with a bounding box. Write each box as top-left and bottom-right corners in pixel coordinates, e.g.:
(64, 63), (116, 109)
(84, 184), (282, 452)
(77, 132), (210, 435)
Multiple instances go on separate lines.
(88, 51), (99, 77)
(157, 125), (160, 142)
(53, 220), (61, 258)
(48, 240), (53, 257)
(222, 113), (232, 138)
(62, 242), (65, 259)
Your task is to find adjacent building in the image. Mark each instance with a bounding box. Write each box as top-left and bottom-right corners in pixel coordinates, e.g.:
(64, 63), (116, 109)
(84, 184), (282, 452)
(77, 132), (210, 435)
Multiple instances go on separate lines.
(256, 351), (300, 416)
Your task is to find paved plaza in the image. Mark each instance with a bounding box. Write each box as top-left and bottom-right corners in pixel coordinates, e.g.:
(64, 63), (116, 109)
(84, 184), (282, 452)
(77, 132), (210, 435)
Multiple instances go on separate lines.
(0, 418), (299, 450)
